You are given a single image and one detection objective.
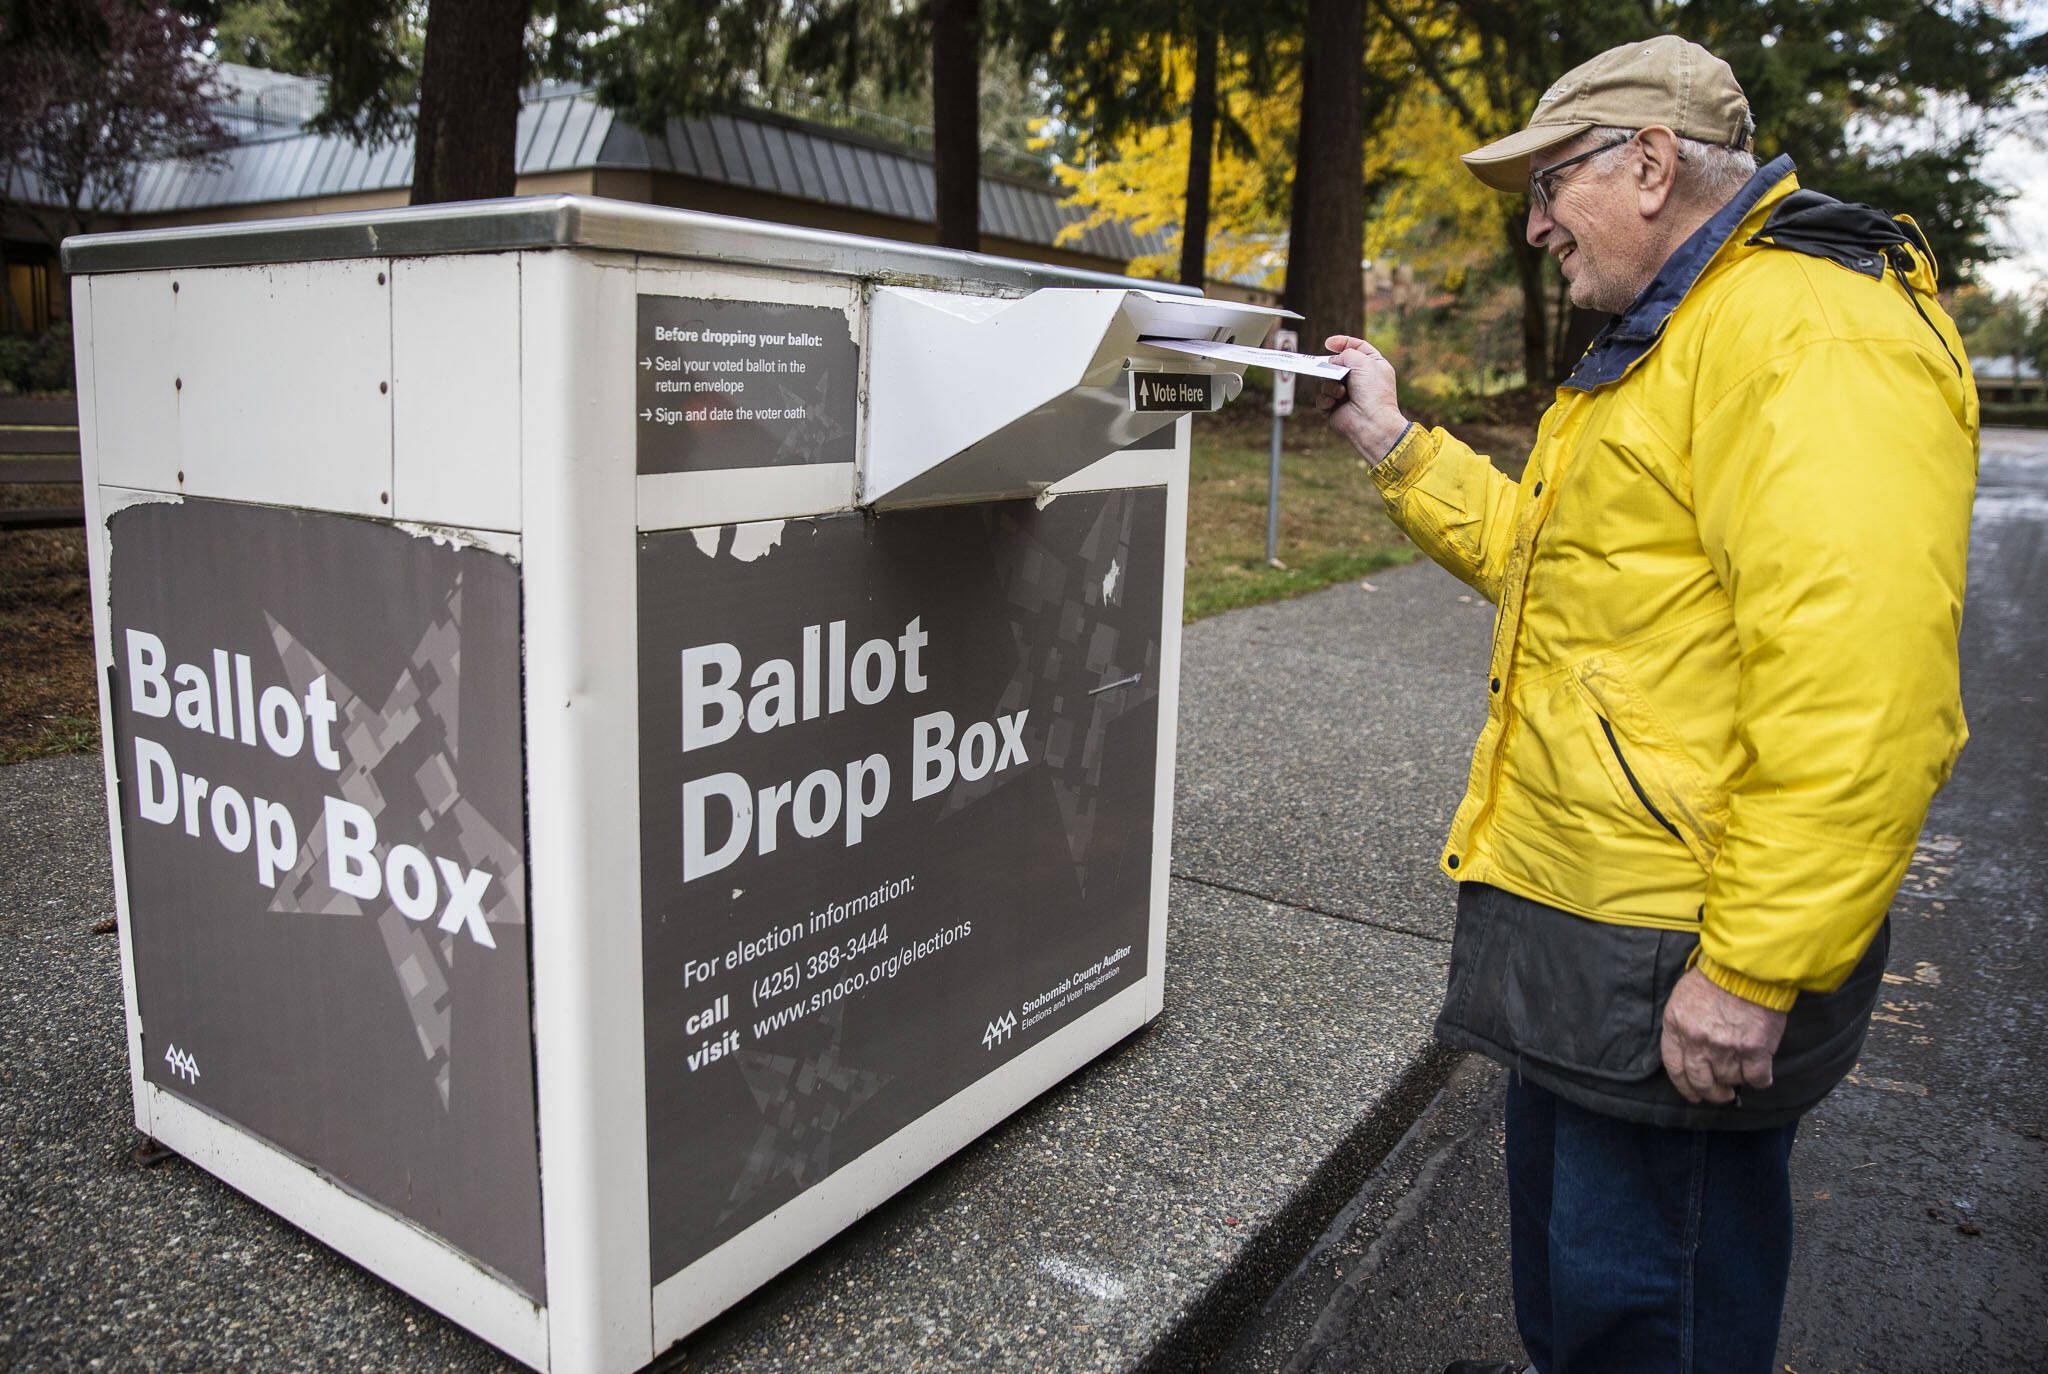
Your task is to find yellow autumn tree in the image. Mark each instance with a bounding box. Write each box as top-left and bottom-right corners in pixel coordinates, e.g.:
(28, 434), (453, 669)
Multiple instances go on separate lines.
(1047, 35), (1510, 293)
(1042, 43), (1297, 289)
(1359, 86), (1514, 288)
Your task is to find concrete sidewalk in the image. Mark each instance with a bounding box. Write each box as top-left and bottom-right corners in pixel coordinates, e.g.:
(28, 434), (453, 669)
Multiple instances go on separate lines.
(0, 557), (1491, 1373)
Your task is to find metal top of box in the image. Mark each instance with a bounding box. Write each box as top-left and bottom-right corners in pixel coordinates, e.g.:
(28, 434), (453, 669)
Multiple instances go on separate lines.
(60, 194), (1200, 296)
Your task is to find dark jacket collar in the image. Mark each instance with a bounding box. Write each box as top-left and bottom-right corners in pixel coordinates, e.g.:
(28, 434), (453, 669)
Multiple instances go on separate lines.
(1561, 154), (1796, 392)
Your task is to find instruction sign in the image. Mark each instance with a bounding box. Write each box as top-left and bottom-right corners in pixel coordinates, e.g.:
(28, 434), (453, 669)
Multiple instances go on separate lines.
(106, 498), (545, 1300)
(638, 489), (1167, 1283)
(635, 295), (859, 476)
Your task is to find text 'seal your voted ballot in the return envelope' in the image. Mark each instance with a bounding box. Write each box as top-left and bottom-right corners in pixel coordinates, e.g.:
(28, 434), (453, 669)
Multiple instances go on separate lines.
(1143, 337), (1352, 380)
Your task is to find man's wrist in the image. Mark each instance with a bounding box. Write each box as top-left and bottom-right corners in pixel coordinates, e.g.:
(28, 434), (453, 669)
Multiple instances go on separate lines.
(1353, 413), (1413, 464)
(1694, 953), (1799, 1013)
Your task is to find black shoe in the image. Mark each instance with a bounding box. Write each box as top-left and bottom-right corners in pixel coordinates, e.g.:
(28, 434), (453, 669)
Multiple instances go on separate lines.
(1442, 1362), (1523, 1374)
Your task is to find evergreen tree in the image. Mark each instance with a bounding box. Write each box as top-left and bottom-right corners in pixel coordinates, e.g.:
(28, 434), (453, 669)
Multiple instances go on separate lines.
(1283, 0), (1367, 347)
(585, 0), (1028, 251)
(1026, 0), (1294, 287)
(272, 0), (602, 204)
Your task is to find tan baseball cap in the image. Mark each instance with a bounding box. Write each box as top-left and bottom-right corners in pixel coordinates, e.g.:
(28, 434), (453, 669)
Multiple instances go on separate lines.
(1461, 35), (1752, 192)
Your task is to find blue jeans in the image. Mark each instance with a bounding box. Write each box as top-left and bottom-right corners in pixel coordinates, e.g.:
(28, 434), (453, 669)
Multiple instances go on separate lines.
(1505, 1073), (1799, 1374)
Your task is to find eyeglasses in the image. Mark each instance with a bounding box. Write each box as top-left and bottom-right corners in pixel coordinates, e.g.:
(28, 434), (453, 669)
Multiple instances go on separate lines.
(1529, 136), (1634, 213)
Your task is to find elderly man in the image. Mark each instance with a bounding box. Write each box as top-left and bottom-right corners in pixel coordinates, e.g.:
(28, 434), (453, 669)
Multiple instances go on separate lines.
(1317, 35), (1977, 1374)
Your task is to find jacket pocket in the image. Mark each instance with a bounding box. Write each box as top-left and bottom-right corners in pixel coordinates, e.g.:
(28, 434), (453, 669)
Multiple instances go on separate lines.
(1595, 714), (1682, 841)
(1573, 658), (1725, 868)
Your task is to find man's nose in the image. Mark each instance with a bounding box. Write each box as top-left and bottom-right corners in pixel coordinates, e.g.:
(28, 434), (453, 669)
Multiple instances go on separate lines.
(1526, 198), (1553, 247)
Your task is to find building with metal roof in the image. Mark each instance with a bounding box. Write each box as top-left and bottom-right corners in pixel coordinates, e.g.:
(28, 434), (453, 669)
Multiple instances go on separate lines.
(4, 63), (1270, 337)
(1972, 353), (2044, 405)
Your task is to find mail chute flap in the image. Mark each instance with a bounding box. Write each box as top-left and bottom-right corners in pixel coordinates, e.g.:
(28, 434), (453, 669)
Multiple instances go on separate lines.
(861, 285), (1294, 509)
(1122, 289), (1296, 341)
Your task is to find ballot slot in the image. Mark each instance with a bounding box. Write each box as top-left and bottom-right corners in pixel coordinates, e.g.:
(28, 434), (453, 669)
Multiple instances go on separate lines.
(861, 284), (1295, 508)
(1134, 334), (1352, 380)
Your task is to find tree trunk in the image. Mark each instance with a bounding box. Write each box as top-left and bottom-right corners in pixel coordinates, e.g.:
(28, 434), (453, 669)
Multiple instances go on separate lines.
(1282, 0), (1366, 350)
(0, 230), (19, 333)
(1179, 23), (1217, 288)
(1556, 303), (1609, 378)
(1507, 218), (1548, 386)
(410, 0), (528, 206)
(1283, 42), (1318, 325)
(930, 0), (982, 253)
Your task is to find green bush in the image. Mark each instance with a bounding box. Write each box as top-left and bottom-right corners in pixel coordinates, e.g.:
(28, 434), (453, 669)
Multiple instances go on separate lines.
(0, 325), (75, 394)
(26, 325), (75, 393)
(1396, 375), (1487, 426)
(0, 334), (33, 392)
(1981, 401), (2048, 429)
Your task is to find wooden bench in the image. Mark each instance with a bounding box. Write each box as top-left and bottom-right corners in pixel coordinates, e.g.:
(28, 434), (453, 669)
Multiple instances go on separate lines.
(0, 395), (84, 530)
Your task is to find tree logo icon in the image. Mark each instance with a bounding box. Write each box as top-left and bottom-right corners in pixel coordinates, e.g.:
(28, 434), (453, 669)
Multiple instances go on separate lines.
(981, 1011), (1018, 1050)
(163, 1044), (201, 1084)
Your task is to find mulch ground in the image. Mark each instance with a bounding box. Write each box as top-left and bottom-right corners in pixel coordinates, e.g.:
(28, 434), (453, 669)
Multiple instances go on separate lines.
(0, 485), (97, 763)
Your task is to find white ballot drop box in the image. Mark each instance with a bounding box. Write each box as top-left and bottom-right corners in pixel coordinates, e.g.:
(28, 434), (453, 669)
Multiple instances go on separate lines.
(63, 198), (1289, 1373)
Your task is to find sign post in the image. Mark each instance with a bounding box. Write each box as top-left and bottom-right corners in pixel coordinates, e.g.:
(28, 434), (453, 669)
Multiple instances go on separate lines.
(1266, 328), (1297, 566)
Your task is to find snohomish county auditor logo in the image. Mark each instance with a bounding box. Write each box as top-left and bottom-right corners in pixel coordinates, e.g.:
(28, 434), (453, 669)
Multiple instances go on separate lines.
(162, 1044), (201, 1084)
(982, 1011), (1018, 1050)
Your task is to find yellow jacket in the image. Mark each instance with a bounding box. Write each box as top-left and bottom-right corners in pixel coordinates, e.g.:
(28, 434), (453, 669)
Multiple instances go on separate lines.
(1373, 161), (1977, 1012)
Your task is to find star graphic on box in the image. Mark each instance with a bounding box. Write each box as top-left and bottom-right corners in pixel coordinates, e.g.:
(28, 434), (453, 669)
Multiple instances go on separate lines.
(263, 579), (525, 1110)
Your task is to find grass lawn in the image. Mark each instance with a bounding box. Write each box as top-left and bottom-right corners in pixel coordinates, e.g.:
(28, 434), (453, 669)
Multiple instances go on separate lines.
(1183, 405), (1415, 620)
(0, 396), (1540, 763)
(1182, 396), (1537, 620)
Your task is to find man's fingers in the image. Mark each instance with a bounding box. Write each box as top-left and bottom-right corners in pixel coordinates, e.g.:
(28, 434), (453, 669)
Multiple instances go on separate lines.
(1660, 1025), (1724, 1103)
(1661, 1030), (1698, 1103)
(1662, 1020), (1745, 1105)
(1660, 968), (1786, 1108)
(1324, 333), (1367, 354)
(1687, 1045), (1736, 1104)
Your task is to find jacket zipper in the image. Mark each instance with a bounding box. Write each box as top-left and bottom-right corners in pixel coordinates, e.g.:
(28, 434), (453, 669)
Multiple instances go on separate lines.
(1596, 715), (1682, 841)
(1482, 471), (1540, 726)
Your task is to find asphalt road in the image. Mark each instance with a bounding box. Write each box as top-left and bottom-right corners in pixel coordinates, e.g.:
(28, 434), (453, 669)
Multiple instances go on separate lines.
(1222, 427), (2048, 1374)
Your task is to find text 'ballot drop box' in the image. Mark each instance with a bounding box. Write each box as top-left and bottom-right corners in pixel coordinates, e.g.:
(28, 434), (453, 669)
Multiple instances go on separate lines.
(64, 198), (1288, 1373)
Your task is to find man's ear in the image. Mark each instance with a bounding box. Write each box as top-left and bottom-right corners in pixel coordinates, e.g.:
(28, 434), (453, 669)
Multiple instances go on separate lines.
(1635, 125), (1682, 217)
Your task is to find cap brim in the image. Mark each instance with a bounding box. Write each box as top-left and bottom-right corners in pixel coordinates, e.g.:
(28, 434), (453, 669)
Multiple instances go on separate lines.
(1460, 122), (1592, 192)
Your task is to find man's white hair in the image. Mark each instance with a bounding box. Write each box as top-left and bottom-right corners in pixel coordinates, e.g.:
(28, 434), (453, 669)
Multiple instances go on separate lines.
(1585, 120), (1758, 203)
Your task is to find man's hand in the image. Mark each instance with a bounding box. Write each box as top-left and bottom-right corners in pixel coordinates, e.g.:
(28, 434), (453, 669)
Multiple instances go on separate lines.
(1315, 333), (1409, 462)
(1660, 968), (1789, 1105)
